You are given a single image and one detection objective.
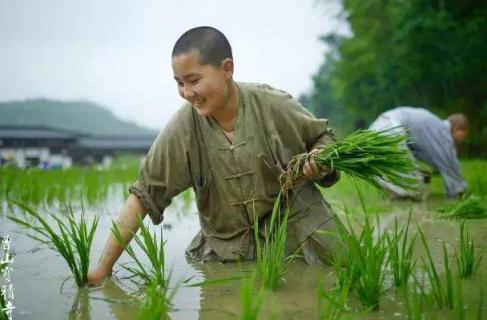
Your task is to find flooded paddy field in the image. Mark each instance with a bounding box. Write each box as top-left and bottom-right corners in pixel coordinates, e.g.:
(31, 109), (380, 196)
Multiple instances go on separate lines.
(1, 159), (486, 319)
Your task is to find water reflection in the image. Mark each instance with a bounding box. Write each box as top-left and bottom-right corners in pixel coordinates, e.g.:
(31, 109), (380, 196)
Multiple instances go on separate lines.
(69, 289), (92, 320)
(68, 280), (141, 320)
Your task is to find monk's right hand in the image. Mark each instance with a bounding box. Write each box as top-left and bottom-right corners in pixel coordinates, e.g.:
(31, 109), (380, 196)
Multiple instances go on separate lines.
(87, 264), (112, 286)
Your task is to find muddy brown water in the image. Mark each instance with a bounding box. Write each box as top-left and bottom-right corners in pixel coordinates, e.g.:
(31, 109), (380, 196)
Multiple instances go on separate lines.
(1, 185), (486, 319)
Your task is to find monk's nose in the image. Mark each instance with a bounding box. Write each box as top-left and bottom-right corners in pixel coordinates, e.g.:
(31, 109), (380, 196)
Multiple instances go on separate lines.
(183, 86), (196, 100)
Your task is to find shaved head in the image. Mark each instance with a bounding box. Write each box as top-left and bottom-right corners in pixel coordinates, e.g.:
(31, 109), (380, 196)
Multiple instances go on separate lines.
(172, 26), (233, 67)
(448, 113), (469, 131)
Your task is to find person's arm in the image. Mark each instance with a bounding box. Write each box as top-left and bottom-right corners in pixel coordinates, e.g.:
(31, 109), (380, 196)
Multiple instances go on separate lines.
(426, 131), (467, 197)
(302, 147), (341, 187)
(88, 194), (148, 285)
(284, 99), (340, 187)
(308, 129), (341, 187)
(88, 107), (193, 285)
(436, 145), (467, 197)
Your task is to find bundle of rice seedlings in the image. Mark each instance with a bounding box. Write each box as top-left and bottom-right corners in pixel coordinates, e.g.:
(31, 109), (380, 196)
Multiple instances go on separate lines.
(8, 200), (98, 287)
(253, 192), (291, 291)
(279, 128), (418, 193)
(240, 272), (264, 320)
(437, 195), (487, 219)
(111, 214), (168, 288)
(455, 221), (482, 278)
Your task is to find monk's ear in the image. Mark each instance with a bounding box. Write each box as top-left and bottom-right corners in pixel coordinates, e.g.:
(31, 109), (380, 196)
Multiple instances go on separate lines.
(221, 58), (234, 80)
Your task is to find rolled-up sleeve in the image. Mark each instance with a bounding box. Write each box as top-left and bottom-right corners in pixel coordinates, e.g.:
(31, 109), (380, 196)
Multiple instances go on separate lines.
(129, 112), (192, 225)
(279, 96), (340, 187)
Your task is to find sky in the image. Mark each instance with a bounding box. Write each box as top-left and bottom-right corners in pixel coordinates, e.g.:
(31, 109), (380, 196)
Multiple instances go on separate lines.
(0, 0), (344, 130)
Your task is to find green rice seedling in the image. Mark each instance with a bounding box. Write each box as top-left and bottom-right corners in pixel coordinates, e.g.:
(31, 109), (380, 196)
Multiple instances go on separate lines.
(331, 186), (389, 311)
(401, 277), (431, 320)
(317, 280), (350, 320)
(68, 289), (91, 320)
(0, 155), (140, 206)
(418, 227), (457, 309)
(456, 221), (482, 278)
(418, 226), (444, 308)
(0, 261), (7, 320)
(477, 281), (484, 320)
(240, 272), (265, 320)
(136, 282), (178, 320)
(386, 211), (417, 287)
(111, 214), (168, 287)
(182, 275), (244, 288)
(463, 160), (487, 196)
(453, 276), (466, 320)
(332, 246), (361, 292)
(437, 195), (487, 219)
(332, 210), (389, 311)
(253, 192), (291, 291)
(279, 128), (418, 193)
(0, 301), (6, 320)
(442, 243), (455, 309)
(8, 200), (98, 287)
(442, 269), (479, 320)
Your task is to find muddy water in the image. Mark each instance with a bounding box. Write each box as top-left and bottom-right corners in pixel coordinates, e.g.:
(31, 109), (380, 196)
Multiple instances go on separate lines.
(1, 184), (486, 319)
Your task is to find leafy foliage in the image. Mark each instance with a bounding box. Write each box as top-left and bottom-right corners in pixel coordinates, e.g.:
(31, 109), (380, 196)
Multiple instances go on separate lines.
(302, 0), (487, 155)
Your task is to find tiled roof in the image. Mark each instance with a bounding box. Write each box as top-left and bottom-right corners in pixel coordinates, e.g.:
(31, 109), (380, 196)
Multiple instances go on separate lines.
(0, 126), (79, 140)
(0, 126), (156, 150)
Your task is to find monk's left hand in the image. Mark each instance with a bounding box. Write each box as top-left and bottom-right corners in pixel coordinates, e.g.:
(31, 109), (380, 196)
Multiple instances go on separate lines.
(302, 148), (331, 180)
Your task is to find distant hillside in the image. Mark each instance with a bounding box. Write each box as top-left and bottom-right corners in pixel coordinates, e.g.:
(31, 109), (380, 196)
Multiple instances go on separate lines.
(0, 99), (157, 136)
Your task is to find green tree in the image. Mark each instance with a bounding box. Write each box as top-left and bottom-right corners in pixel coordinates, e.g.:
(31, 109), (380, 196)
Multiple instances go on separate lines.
(303, 0), (487, 155)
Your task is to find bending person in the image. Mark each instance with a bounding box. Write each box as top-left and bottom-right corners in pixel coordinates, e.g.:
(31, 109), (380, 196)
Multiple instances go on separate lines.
(369, 106), (468, 199)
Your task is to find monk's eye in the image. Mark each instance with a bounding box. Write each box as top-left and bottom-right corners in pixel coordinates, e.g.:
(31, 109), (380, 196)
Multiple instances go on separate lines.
(190, 78), (200, 84)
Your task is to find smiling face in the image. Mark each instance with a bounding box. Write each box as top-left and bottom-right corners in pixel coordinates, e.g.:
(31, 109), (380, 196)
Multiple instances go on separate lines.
(172, 51), (234, 117)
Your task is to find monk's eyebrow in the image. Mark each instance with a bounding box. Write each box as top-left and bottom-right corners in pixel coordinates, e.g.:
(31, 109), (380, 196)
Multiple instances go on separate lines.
(175, 72), (201, 80)
(174, 72), (201, 81)
(186, 72), (202, 79)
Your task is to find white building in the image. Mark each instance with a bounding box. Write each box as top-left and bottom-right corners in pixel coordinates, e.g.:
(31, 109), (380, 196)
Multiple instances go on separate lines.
(0, 126), (155, 168)
(0, 126), (76, 168)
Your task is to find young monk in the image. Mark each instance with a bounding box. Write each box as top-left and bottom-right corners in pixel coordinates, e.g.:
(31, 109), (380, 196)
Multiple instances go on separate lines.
(88, 26), (340, 285)
(369, 106), (468, 199)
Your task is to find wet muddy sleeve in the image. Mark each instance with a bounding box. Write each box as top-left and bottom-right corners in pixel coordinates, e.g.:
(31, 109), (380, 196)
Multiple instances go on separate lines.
(309, 126), (340, 187)
(129, 123), (192, 225)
